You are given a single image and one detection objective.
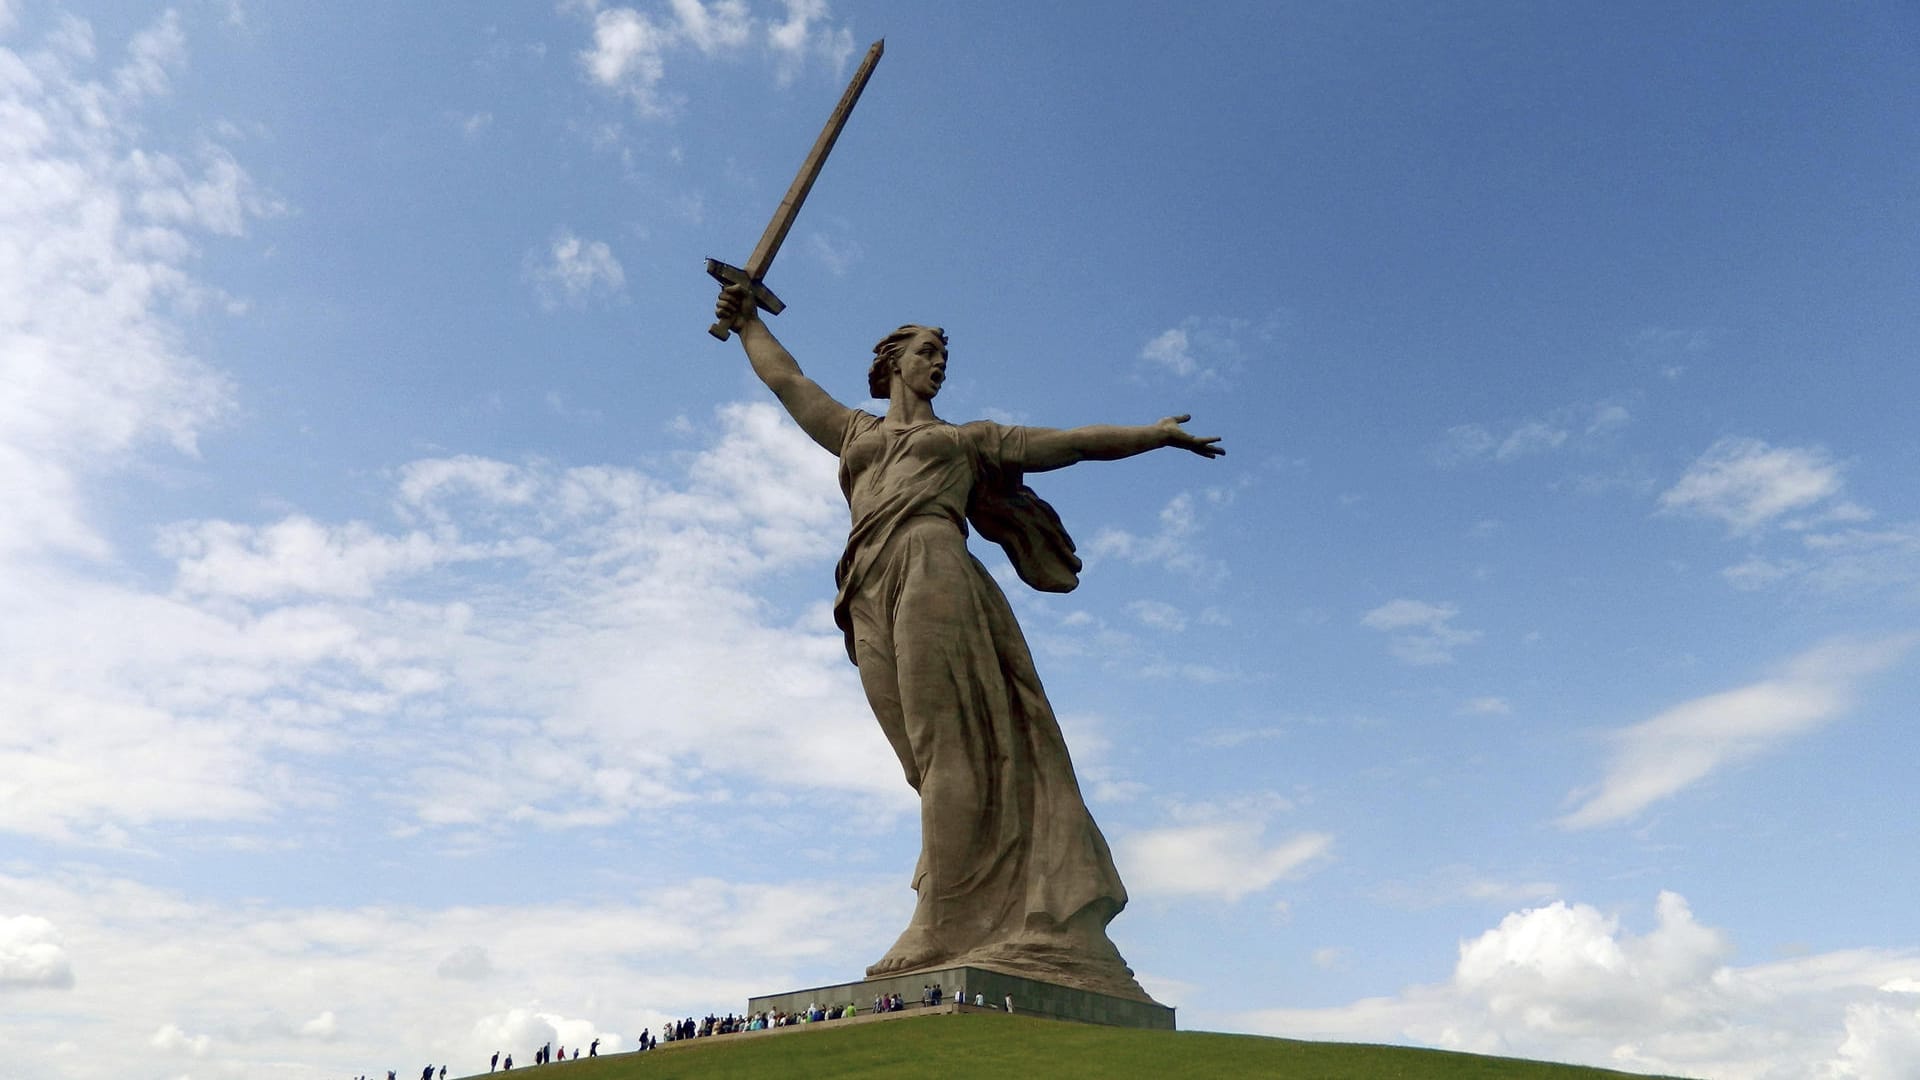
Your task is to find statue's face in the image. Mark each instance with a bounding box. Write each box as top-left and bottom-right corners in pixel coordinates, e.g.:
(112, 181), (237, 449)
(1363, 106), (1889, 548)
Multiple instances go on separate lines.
(893, 326), (948, 399)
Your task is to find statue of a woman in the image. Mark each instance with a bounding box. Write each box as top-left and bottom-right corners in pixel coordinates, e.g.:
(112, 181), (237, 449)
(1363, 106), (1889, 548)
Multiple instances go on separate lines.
(715, 286), (1223, 1000)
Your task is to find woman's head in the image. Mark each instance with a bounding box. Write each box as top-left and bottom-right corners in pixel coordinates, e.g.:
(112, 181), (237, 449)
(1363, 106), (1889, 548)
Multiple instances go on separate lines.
(868, 324), (948, 399)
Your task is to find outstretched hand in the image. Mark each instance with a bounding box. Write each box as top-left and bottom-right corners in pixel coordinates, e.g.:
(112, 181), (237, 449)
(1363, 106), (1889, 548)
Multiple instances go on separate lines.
(1158, 414), (1225, 458)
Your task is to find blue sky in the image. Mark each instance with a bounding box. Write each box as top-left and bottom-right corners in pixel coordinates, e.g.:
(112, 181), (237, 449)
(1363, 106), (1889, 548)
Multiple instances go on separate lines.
(2, 2), (1918, 1077)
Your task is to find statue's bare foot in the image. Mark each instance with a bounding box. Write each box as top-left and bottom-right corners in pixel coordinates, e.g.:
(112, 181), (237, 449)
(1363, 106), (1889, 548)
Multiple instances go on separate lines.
(866, 926), (947, 977)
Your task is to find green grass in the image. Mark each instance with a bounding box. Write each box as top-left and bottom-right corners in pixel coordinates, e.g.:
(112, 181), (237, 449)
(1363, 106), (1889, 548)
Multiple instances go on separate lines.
(459, 1010), (1692, 1079)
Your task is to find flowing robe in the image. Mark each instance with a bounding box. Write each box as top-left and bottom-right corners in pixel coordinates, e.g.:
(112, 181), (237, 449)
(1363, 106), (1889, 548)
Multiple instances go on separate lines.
(831, 412), (1129, 974)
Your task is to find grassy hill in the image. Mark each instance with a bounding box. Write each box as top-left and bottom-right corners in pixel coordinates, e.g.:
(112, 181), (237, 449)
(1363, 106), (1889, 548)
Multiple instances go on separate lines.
(457, 1010), (1692, 1079)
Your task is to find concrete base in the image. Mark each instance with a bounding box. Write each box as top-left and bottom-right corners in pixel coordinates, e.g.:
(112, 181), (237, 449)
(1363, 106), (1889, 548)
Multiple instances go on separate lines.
(749, 965), (1175, 1031)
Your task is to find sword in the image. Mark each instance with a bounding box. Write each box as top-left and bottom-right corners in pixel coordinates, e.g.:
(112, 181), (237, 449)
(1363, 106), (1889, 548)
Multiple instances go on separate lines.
(706, 38), (884, 341)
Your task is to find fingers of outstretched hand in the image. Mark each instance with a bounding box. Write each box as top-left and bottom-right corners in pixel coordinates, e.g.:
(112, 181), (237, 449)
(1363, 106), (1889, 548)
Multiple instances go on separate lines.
(1181, 430), (1225, 457)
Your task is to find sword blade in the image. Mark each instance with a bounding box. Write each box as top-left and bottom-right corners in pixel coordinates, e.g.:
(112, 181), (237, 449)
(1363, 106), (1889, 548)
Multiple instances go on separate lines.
(743, 38), (884, 279)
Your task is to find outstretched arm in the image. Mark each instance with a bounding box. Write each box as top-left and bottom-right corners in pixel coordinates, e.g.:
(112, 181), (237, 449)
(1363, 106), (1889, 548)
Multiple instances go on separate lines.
(1014, 414), (1224, 472)
(715, 284), (853, 453)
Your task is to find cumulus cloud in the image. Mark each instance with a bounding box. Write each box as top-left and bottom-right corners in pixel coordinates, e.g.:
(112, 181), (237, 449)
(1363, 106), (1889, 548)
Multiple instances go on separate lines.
(1360, 599), (1481, 666)
(1559, 636), (1913, 829)
(579, 5), (674, 112)
(151, 1022), (213, 1056)
(1830, 999), (1920, 1079)
(526, 228), (626, 309)
(576, 0), (850, 111)
(298, 1010), (339, 1038)
(0, 915), (75, 990)
(767, 0), (854, 85)
(671, 0), (753, 53)
(1237, 891), (1920, 1080)
(1660, 436), (1845, 534)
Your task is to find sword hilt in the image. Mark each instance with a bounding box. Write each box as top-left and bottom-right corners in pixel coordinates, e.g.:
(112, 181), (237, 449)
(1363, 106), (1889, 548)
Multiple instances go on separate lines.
(705, 259), (787, 341)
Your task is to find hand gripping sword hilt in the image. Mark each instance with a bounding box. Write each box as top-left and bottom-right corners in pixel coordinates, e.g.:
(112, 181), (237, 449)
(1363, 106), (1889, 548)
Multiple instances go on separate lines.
(705, 259), (787, 342)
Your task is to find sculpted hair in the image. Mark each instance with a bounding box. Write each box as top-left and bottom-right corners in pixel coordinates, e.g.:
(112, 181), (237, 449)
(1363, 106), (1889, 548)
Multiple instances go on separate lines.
(868, 325), (948, 399)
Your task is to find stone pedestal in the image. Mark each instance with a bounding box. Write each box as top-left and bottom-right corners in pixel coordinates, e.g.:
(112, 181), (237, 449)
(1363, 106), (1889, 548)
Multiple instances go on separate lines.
(749, 964), (1175, 1031)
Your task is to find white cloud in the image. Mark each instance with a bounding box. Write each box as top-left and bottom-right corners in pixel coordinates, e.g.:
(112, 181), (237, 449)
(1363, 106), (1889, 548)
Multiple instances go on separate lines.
(1135, 313), (1283, 383)
(159, 517), (454, 600)
(1119, 823), (1330, 902)
(1723, 553), (1799, 591)
(1140, 327), (1196, 377)
(1361, 599), (1481, 666)
(1433, 424), (1497, 466)
(0, 12), (274, 562)
(1559, 636), (1913, 829)
(1495, 419), (1568, 460)
(1457, 696), (1511, 716)
(670, 0), (752, 53)
(150, 1022), (213, 1056)
(0, 397), (908, 844)
(805, 226), (863, 276)
(0, 869), (903, 1079)
(1118, 796), (1326, 903)
(1660, 436), (1845, 534)
(767, 0), (854, 85)
(580, 6), (672, 113)
(1370, 865), (1560, 910)
(1433, 402), (1630, 467)
(527, 227), (626, 309)
(1586, 403), (1631, 435)
(1089, 492), (1227, 583)
(1724, 523), (1920, 598)
(1236, 891), (1920, 1080)
(397, 454), (542, 511)
(0, 915), (74, 990)
(298, 1010), (338, 1038)
(1127, 599), (1187, 632)
(577, 0), (850, 110)
(435, 945), (493, 981)
(1831, 1000), (1920, 1079)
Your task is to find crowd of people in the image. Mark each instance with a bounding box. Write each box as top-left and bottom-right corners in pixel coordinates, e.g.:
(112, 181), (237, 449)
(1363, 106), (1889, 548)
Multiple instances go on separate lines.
(351, 984), (1016, 1078)
(658, 1001), (857, 1038)
(480, 1037), (603, 1070)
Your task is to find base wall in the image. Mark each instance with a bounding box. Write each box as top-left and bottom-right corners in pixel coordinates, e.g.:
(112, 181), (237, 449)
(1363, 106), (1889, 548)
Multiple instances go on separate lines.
(748, 965), (1175, 1030)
